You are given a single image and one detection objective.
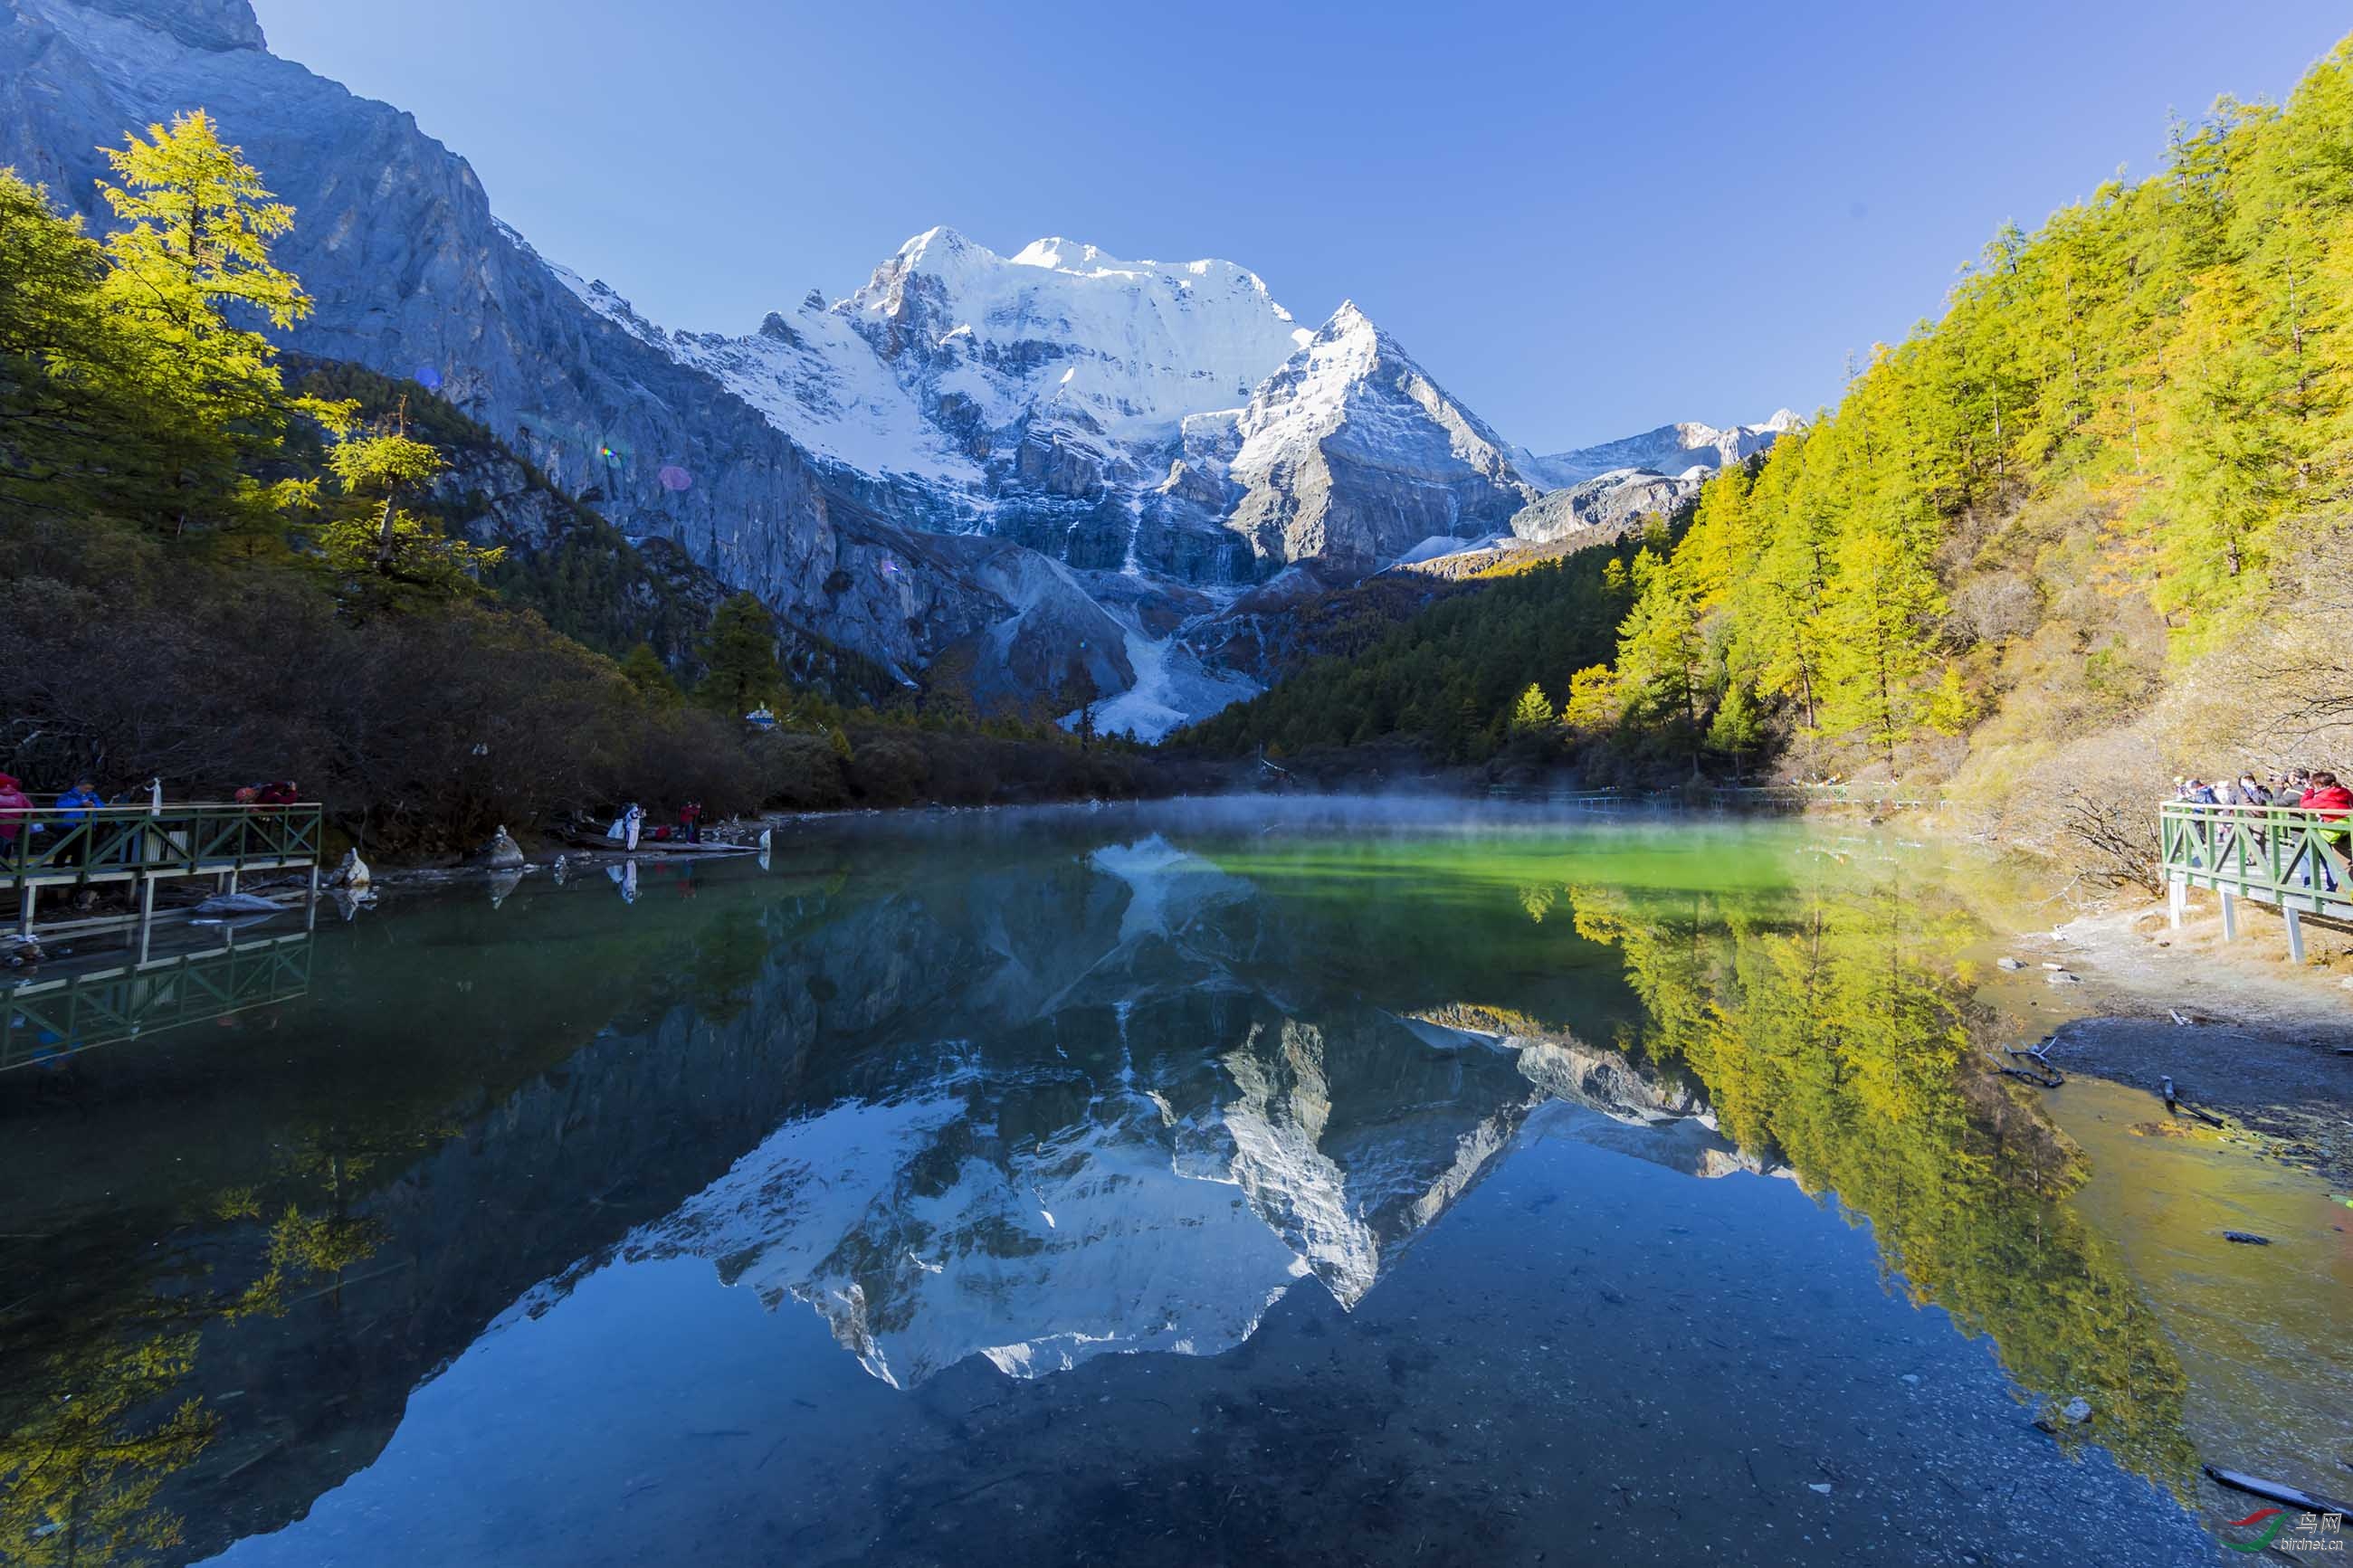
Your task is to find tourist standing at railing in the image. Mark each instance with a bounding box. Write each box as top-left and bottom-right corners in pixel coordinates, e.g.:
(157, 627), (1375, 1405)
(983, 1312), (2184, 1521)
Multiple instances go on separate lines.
(2175, 781), (2216, 869)
(0, 774), (29, 851)
(54, 776), (106, 868)
(2298, 772), (2350, 818)
(55, 777), (105, 819)
(2293, 771), (2351, 892)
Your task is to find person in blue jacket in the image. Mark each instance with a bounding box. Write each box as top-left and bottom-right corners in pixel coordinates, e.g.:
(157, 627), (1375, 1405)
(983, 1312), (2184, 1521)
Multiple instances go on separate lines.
(53, 775), (106, 868)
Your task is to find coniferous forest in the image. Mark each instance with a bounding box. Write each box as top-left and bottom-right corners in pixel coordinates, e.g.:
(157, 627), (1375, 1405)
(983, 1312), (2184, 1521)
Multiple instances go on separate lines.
(1191, 38), (2353, 870)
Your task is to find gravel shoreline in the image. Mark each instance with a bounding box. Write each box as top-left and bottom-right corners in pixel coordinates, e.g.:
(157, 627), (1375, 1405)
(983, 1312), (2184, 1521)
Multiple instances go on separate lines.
(1979, 897), (2353, 1184)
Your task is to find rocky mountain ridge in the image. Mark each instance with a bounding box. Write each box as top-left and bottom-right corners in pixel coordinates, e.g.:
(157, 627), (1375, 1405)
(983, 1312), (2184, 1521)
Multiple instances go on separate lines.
(1520, 411), (1801, 489)
(0, 0), (1790, 733)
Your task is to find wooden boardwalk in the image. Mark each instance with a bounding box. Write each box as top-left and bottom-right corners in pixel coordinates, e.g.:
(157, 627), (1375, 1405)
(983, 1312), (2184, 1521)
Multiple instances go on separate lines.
(2159, 801), (2353, 961)
(4, 801), (323, 936)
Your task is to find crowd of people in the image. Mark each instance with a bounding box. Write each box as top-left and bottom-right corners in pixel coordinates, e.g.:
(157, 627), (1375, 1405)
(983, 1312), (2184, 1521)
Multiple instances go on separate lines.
(0, 772), (110, 857)
(2172, 769), (2353, 815)
(2173, 767), (2353, 894)
(602, 800), (709, 851)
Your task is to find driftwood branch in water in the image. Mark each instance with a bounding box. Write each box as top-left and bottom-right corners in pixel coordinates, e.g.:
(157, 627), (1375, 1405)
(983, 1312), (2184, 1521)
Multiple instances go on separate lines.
(2203, 1464), (2353, 1519)
(2158, 1075), (2226, 1127)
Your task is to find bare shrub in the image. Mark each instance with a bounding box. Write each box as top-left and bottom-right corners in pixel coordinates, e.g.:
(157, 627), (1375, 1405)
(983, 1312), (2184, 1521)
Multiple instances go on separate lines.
(2156, 523), (2353, 775)
(2055, 791), (2163, 894)
(1947, 573), (2043, 644)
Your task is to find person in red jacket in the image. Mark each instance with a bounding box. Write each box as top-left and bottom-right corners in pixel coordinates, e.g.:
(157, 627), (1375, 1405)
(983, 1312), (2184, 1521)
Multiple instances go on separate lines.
(2298, 770), (2352, 892)
(2301, 771), (2353, 818)
(0, 773), (29, 848)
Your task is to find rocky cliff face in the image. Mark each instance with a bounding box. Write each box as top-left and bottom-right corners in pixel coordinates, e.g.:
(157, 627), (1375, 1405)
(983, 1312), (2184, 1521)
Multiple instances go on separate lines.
(0, 0), (1119, 700)
(1167, 303), (1540, 576)
(1508, 467), (1699, 545)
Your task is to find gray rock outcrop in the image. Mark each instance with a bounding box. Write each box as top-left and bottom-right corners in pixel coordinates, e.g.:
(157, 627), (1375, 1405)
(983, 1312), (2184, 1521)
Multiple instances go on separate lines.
(1509, 467), (1700, 544)
(1183, 303), (1538, 575)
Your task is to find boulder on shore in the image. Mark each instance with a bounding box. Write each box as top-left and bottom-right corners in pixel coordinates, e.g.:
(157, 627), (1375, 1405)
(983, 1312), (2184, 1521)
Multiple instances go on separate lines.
(328, 847), (371, 892)
(472, 827), (527, 870)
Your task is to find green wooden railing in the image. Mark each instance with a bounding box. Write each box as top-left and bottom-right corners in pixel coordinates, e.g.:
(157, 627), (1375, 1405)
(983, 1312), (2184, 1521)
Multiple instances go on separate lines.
(1, 802), (323, 888)
(2158, 802), (2353, 913)
(2159, 801), (2352, 962)
(1, 933), (312, 1070)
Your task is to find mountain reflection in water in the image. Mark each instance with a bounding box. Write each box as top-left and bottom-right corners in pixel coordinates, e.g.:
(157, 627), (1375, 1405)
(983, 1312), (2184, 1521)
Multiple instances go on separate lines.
(0, 802), (2219, 1566)
(613, 835), (1764, 1389)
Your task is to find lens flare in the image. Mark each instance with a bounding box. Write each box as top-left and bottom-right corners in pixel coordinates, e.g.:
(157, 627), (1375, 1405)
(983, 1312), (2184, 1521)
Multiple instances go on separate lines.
(657, 464), (693, 492)
(414, 365), (443, 391)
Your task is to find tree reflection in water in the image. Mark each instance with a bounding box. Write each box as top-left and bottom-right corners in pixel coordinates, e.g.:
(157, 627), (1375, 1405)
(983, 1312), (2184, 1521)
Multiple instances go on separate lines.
(1557, 862), (2198, 1495)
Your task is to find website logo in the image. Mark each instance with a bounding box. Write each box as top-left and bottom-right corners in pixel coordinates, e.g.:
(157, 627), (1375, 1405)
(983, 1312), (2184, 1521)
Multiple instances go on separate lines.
(2225, 1509), (2286, 1554)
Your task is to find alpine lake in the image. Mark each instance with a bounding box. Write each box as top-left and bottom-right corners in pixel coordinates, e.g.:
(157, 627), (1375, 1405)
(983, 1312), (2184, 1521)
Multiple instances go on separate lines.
(4, 798), (2348, 1567)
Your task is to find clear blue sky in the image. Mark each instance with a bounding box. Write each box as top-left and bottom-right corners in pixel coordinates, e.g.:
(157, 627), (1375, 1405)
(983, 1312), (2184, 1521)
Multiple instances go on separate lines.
(253, 0), (2348, 452)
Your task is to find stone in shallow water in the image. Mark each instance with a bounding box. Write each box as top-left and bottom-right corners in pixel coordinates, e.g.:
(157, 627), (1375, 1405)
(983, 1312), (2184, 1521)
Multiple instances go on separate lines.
(194, 891), (282, 916)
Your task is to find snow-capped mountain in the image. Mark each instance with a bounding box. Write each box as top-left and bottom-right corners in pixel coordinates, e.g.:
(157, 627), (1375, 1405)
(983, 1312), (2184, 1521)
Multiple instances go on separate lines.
(573, 226), (1311, 524)
(0, 0), (1793, 736)
(1521, 412), (1801, 490)
(1162, 302), (1539, 575)
(1510, 468), (1705, 545)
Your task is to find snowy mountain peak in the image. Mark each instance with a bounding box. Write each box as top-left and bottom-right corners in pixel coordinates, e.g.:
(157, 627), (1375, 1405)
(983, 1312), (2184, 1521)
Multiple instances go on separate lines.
(1521, 413), (1797, 489)
(892, 223), (985, 269)
(1319, 298), (1379, 340)
(1197, 302), (1535, 574)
